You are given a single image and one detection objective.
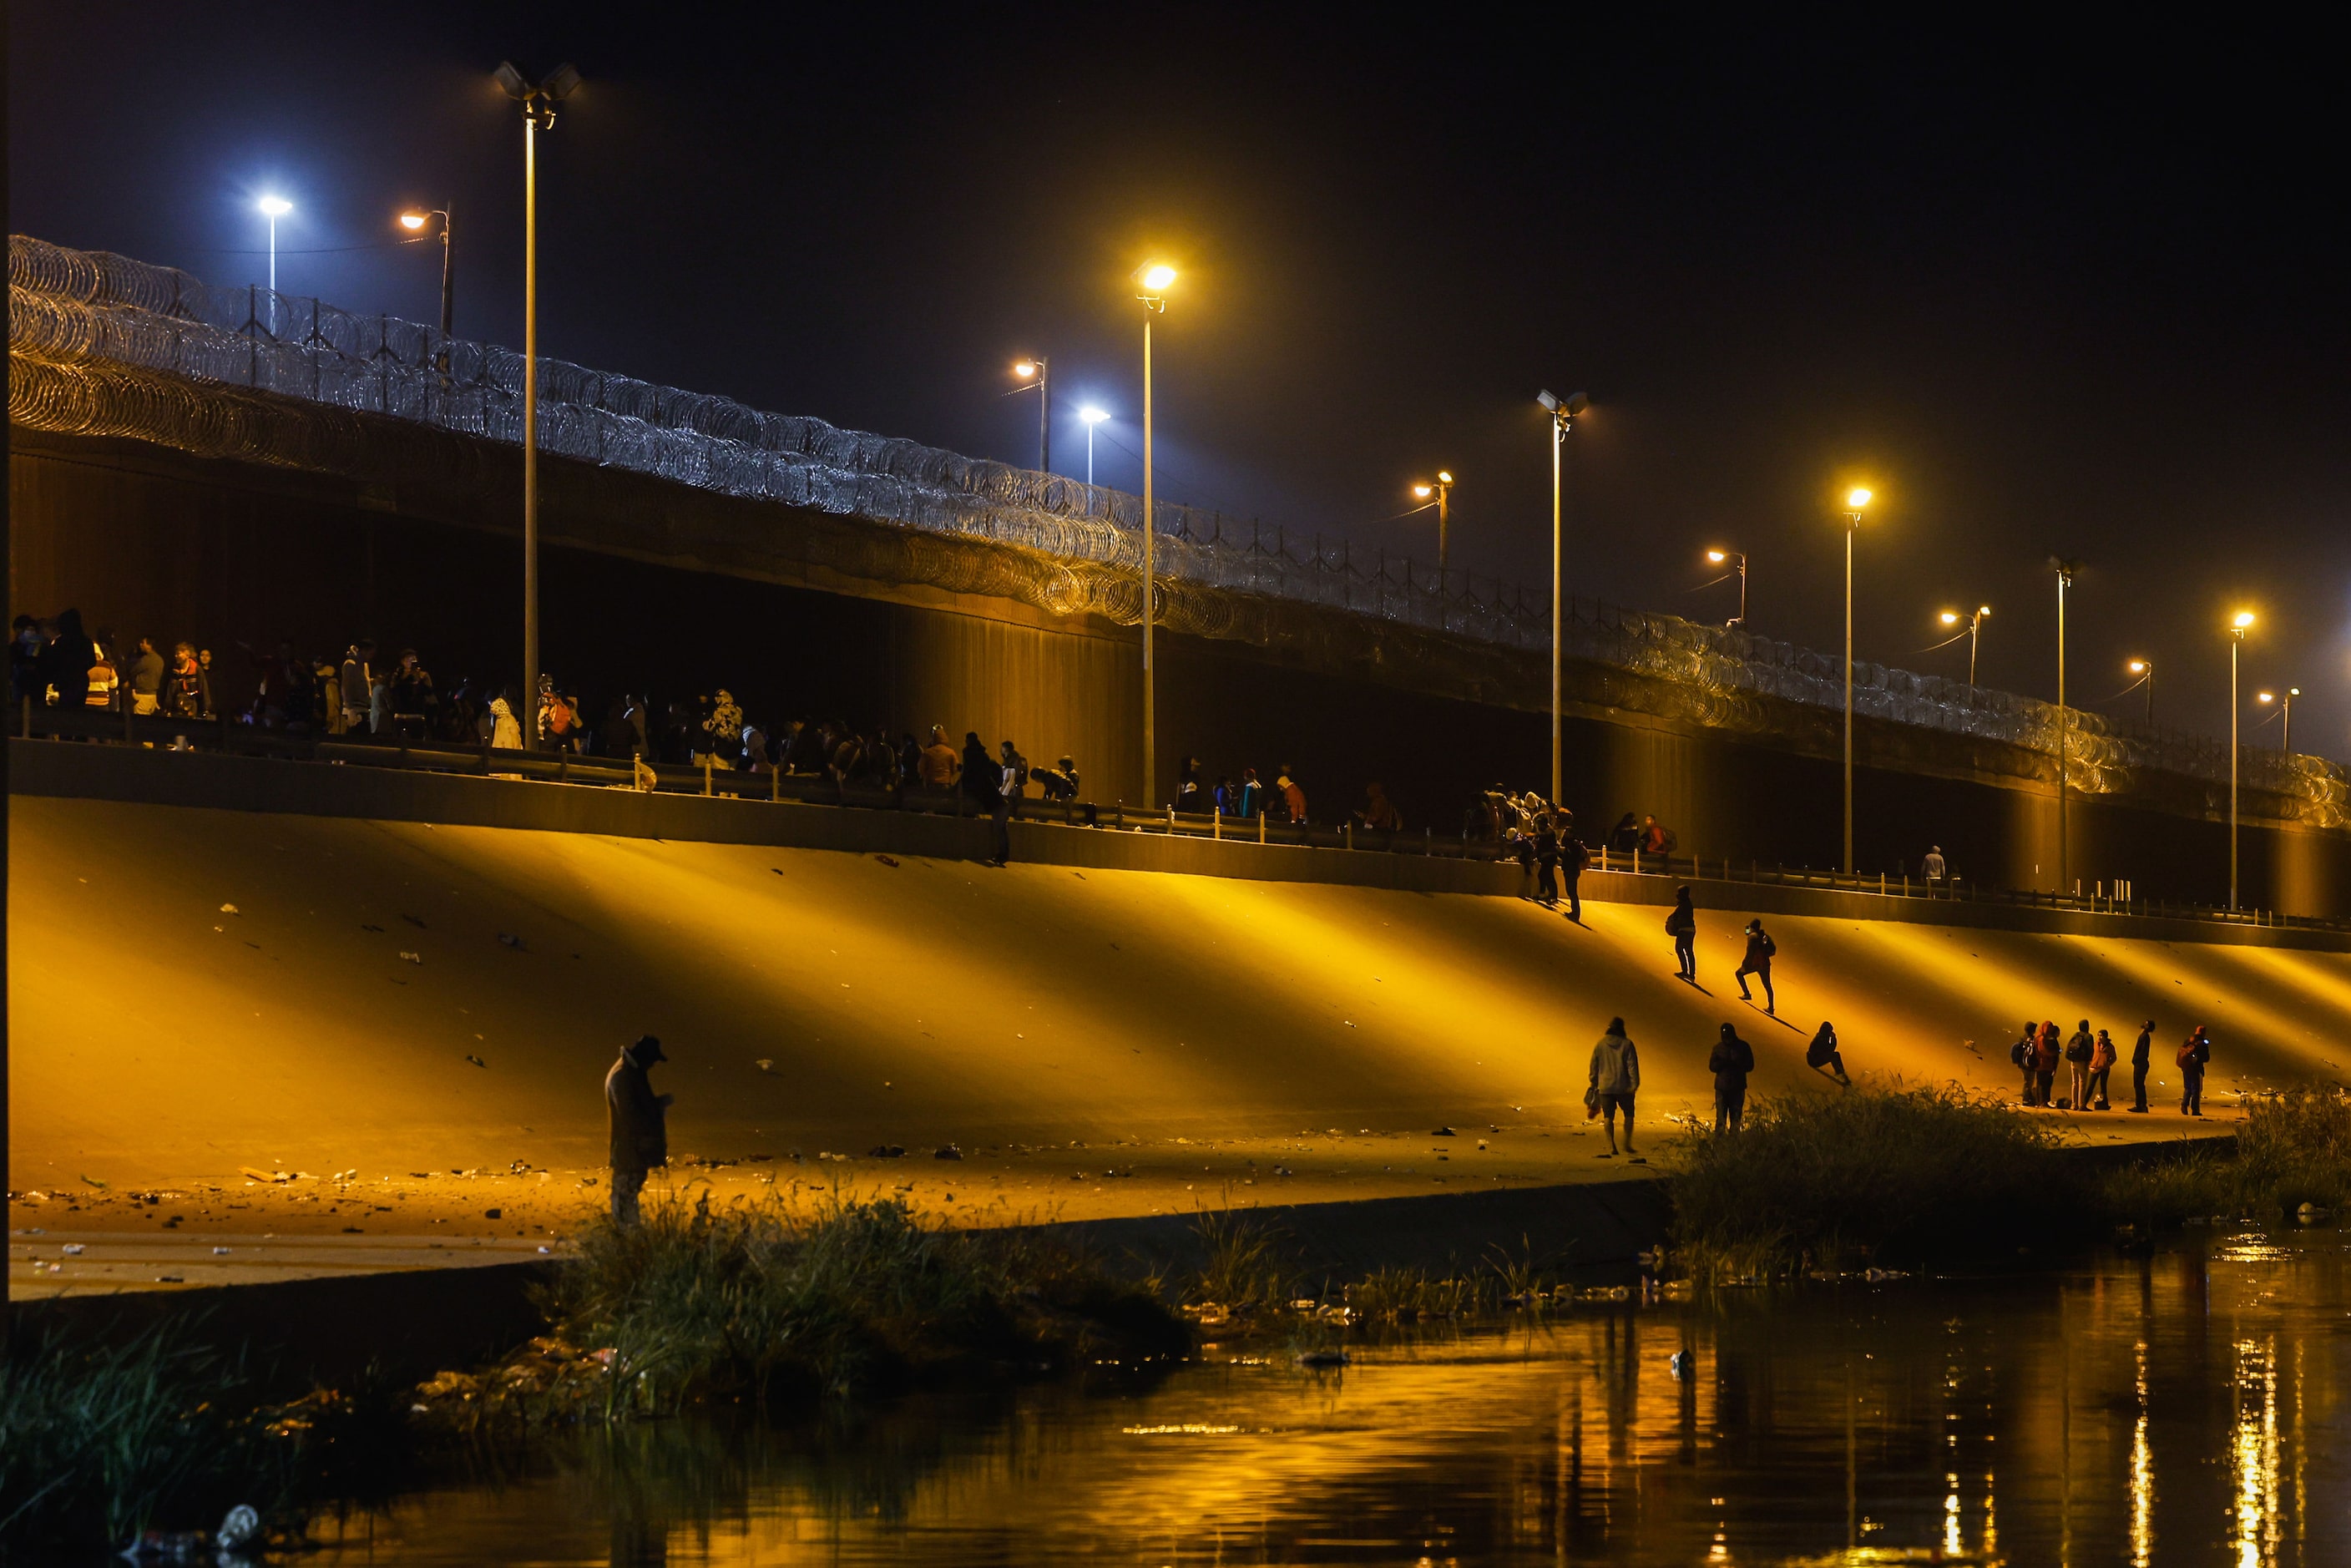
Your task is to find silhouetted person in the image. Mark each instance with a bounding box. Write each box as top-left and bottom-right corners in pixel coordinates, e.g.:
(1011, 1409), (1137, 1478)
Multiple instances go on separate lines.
(1807, 1020), (1850, 1085)
(1666, 885), (1697, 981)
(1735, 919), (1776, 1013)
(1535, 816), (1561, 906)
(2179, 1024), (2211, 1116)
(2065, 1018), (2096, 1109)
(39, 608), (94, 711)
(2087, 1028), (2116, 1110)
(605, 1034), (672, 1228)
(2032, 1020), (2061, 1108)
(2129, 1019), (2156, 1113)
(1709, 1022), (1755, 1134)
(1176, 756), (1206, 813)
(339, 641), (376, 734)
(1562, 830), (1588, 923)
(1921, 844), (1947, 883)
(2012, 1019), (2039, 1103)
(1587, 1016), (1641, 1157)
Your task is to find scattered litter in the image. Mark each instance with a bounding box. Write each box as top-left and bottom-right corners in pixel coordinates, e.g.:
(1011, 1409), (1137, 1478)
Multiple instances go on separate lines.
(537, 1244), (553, 1254)
(402, 913), (427, 928)
(756, 1059), (776, 1073)
(465, 1054), (487, 1068)
(61, 1243), (84, 1256)
(934, 1144), (964, 1160)
(875, 854), (900, 867)
(156, 1274), (185, 1283)
(79, 1174), (109, 1189)
(484, 1208), (503, 1220)
(240, 1166), (291, 1184)
(1431, 1126), (1456, 1137)
(400, 951), (423, 964)
(334, 1169), (357, 1181)
(212, 1246), (231, 1256)
(498, 933), (526, 949)
(218, 1504), (262, 1552)
(220, 903), (240, 916)
(868, 1145), (907, 1159)
(1670, 1349), (1695, 1381)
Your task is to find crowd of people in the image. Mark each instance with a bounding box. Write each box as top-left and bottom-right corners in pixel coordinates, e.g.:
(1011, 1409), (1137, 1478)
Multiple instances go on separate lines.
(2010, 1018), (2214, 1115)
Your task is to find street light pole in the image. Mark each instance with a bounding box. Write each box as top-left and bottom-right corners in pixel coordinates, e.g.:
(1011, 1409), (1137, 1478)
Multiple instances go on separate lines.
(1135, 265), (1176, 806)
(2127, 660), (2154, 726)
(495, 60), (580, 751)
(2229, 612), (2253, 910)
(2051, 559), (2076, 897)
(1079, 407), (1106, 488)
(1969, 606), (1988, 685)
(1412, 473), (1456, 574)
(1013, 357), (1051, 473)
(1536, 392), (1586, 805)
(1706, 549), (1748, 629)
(256, 195), (291, 332)
(1841, 488), (1873, 874)
(399, 208), (455, 340)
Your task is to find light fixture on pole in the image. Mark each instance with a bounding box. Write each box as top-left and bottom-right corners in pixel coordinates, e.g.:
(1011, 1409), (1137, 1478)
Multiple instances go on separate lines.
(1135, 262), (1176, 806)
(1079, 406), (1107, 488)
(1937, 604), (1991, 685)
(1536, 391), (1589, 806)
(1706, 548), (1748, 629)
(397, 207), (455, 341)
(2050, 558), (2080, 897)
(2126, 659), (2155, 726)
(255, 195), (291, 330)
(494, 58), (581, 751)
(1840, 487), (1873, 874)
(2257, 685), (2300, 755)
(1410, 471), (1456, 574)
(1011, 357), (1051, 473)
(2228, 611), (2255, 908)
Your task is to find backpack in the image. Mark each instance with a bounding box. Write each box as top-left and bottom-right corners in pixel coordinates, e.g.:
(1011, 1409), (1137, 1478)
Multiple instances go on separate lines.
(2010, 1039), (2028, 1067)
(2065, 1034), (2092, 1064)
(2177, 1039), (2201, 1069)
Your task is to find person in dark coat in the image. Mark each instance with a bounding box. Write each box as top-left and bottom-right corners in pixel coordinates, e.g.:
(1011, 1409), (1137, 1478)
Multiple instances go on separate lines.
(1534, 817), (1561, 907)
(2065, 1019), (2096, 1110)
(2032, 1020), (2062, 1109)
(39, 608), (95, 711)
(2012, 1019), (2040, 1103)
(1666, 886), (1698, 981)
(960, 731), (999, 814)
(1806, 1020), (1850, 1085)
(604, 1034), (672, 1227)
(1709, 1022), (1756, 1134)
(2178, 1024), (2211, 1116)
(2129, 1019), (2156, 1113)
(1561, 831), (1588, 923)
(1735, 918), (1776, 1013)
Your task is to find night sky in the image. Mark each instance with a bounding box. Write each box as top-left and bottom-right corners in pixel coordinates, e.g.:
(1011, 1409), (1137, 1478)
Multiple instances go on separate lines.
(13, 8), (2347, 754)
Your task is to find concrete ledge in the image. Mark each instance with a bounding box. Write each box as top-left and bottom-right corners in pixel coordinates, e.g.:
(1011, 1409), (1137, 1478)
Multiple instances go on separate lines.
(14, 737), (2348, 949)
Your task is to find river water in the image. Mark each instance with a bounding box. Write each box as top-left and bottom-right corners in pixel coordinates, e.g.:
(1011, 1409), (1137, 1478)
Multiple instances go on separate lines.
(312, 1223), (2348, 1566)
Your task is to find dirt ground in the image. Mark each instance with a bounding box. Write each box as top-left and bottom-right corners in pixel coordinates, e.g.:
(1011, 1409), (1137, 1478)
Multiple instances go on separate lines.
(13, 796), (2310, 1296)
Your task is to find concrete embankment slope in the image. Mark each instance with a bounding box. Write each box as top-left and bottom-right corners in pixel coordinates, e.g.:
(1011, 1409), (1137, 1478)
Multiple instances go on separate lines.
(11, 791), (2343, 1227)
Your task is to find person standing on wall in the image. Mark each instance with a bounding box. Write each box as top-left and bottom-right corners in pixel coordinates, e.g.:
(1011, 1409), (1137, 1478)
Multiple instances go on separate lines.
(2178, 1025), (2211, 1116)
(2129, 1019), (2156, 1113)
(1921, 845), (1947, 884)
(605, 1034), (673, 1229)
(1666, 886), (1698, 982)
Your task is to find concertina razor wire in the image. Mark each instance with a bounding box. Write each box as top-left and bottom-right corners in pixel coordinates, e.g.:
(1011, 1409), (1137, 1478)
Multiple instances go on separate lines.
(8, 232), (2347, 824)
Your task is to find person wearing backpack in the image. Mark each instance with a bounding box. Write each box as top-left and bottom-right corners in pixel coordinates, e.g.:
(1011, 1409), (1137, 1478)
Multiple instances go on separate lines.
(2031, 1021), (2062, 1109)
(1666, 886), (1698, 981)
(2064, 1019), (2096, 1110)
(2010, 1020), (2040, 1104)
(2178, 1025), (2212, 1116)
(1709, 1022), (1755, 1134)
(1735, 919), (1777, 1013)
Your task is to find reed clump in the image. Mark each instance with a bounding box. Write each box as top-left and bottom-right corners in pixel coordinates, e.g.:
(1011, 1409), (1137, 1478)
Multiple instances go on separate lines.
(1667, 1084), (2085, 1277)
(2103, 1085), (2351, 1225)
(423, 1189), (1186, 1425)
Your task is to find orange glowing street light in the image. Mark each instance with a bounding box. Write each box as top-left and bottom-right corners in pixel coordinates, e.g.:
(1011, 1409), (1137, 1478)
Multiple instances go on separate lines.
(1706, 548), (1748, 629)
(1135, 261), (1178, 805)
(397, 207), (455, 341)
(1410, 471), (1456, 574)
(1009, 357), (1051, 473)
(1839, 486), (1874, 874)
(2126, 659), (2154, 726)
(1938, 604), (1990, 684)
(2228, 610), (2256, 908)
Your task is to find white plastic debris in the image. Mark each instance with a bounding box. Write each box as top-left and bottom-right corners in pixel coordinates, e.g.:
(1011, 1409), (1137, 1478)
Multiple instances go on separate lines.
(61, 1243), (84, 1256)
(400, 951), (423, 964)
(217, 1504), (262, 1550)
(220, 903), (240, 915)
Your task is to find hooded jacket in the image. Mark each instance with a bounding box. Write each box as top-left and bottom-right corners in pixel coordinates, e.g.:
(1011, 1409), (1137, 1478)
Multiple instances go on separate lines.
(488, 695), (522, 751)
(606, 1044), (669, 1172)
(1708, 1025), (1755, 1091)
(1588, 1029), (1641, 1096)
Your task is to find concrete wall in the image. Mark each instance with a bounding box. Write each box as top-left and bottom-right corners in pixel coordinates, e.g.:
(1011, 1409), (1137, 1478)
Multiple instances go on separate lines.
(13, 427), (2349, 916)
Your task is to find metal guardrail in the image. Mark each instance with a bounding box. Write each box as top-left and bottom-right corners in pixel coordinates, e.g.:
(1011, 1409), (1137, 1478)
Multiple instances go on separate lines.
(18, 700), (2342, 938)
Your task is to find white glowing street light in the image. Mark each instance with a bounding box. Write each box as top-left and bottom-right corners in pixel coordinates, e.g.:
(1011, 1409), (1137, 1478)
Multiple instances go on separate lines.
(255, 195), (292, 327)
(1706, 548), (1748, 629)
(2229, 610), (2255, 910)
(1135, 261), (1177, 805)
(1840, 486), (1873, 874)
(1079, 405), (1108, 487)
(1536, 390), (1589, 807)
(2257, 685), (2300, 755)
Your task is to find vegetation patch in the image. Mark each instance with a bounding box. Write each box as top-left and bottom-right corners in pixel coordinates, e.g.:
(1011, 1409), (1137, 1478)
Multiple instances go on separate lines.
(1665, 1085), (2088, 1278)
(2103, 1085), (2351, 1227)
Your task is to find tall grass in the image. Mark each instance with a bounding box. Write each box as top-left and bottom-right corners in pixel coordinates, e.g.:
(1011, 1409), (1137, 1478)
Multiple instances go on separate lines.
(1666, 1085), (2086, 1277)
(0, 1326), (404, 1557)
(2103, 1085), (2351, 1225)
(432, 1189), (1186, 1423)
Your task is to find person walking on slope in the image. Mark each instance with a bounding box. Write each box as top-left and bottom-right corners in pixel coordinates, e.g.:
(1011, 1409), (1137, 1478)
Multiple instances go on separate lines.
(1666, 886), (1698, 982)
(1806, 1020), (1851, 1085)
(2086, 1028), (2116, 1110)
(1587, 1017), (1641, 1159)
(1735, 919), (1777, 1012)
(2129, 1019), (2156, 1113)
(2065, 1019), (2096, 1110)
(2178, 1025), (2212, 1116)
(1709, 1022), (1755, 1134)
(2031, 1020), (2062, 1110)
(605, 1034), (673, 1228)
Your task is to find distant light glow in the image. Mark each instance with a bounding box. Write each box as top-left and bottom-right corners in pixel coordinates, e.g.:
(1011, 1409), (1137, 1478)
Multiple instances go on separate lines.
(1013, 360), (1038, 378)
(1706, 549), (1727, 563)
(1412, 484), (1433, 499)
(1979, 604), (1993, 617)
(1138, 263), (1177, 291)
(1079, 406), (1108, 425)
(2259, 691), (2276, 704)
(1846, 486), (1873, 510)
(2234, 610), (2257, 630)
(1436, 470), (1453, 484)
(398, 211), (428, 231)
(1941, 611), (1959, 625)
(2128, 660), (2148, 673)
(256, 195), (292, 217)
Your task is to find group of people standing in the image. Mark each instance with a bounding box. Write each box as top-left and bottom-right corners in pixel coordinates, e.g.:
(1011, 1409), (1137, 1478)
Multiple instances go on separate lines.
(2012, 1019), (2212, 1115)
(1584, 1009), (1853, 1156)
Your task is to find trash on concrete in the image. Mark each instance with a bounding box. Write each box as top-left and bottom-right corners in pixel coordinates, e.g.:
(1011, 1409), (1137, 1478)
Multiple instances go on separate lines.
(934, 1144), (963, 1160)
(333, 1168), (357, 1181)
(79, 1174), (109, 1189)
(212, 1246), (231, 1256)
(61, 1243), (84, 1256)
(217, 1504), (262, 1551)
(756, 1058), (776, 1073)
(240, 1166), (290, 1184)
(220, 903), (240, 915)
(155, 1274), (185, 1283)
(400, 951), (423, 964)
(484, 1208), (503, 1219)
(867, 1145), (907, 1158)
(537, 1244), (553, 1254)
(1431, 1126), (1456, 1136)
(498, 933), (525, 948)
(465, 1054), (487, 1068)
(876, 854), (900, 867)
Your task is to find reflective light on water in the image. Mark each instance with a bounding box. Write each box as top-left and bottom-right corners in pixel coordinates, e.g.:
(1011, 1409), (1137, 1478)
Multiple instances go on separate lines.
(313, 1226), (2351, 1566)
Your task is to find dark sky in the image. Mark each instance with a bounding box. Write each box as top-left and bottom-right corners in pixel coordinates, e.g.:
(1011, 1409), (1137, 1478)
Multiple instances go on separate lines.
(13, 7), (2348, 754)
